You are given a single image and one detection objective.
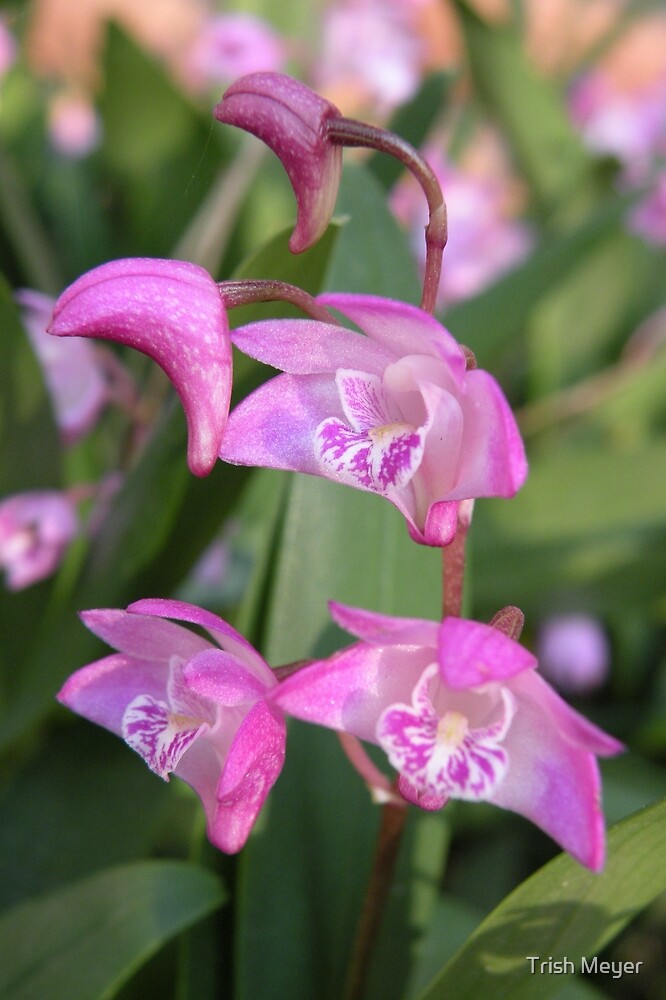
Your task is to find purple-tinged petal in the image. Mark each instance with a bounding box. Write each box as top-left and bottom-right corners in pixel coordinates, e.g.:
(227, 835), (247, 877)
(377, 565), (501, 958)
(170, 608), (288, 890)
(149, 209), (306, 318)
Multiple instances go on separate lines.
(183, 648), (269, 705)
(493, 670), (622, 871)
(80, 608), (211, 664)
(377, 664), (515, 802)
(0, 490), (78, 590)
(438, 618), (537, 690)
(271, 642), (431, 742)
(211, 699), (286, 853)
(221, 372), (341, 474)
(452, 369), (527, 500)
(328, 601), (440, 648)
(317, 293), (466, 382)
(230, 318), (388, 374)
(57, 653), (169, 735)
(315, 369), (425, 493)
(128, 597), (274, 684)
(48, 258), (232, 476)
(214, 73), (342, 253)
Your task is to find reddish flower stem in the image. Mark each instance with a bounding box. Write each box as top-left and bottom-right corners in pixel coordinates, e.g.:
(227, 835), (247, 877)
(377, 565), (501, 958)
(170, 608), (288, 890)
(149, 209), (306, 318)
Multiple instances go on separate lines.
(441, 501), (473, 619)
(325, 117), (447, 314)
(218, 279), (341, 324)
(343, 794), (408, 1000)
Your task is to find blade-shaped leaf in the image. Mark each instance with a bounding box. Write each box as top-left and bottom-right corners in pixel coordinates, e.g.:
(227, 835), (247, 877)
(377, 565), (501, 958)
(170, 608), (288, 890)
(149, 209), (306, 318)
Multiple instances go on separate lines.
(416, 796), (666, 1000)
(453, 0), (599, 216)
(0, 861), (226, 1000)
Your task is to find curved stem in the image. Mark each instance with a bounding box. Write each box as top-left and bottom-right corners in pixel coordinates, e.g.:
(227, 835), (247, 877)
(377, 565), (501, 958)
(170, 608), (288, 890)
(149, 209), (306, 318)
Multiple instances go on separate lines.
(344, 795), (408, 1000)
(219, 279), (341, 325)
(325, 118), (447, 314)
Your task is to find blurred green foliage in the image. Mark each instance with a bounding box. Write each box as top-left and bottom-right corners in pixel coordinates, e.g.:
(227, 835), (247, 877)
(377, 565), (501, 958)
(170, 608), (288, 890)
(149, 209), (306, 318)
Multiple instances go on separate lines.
(0, 4), (664, 1000)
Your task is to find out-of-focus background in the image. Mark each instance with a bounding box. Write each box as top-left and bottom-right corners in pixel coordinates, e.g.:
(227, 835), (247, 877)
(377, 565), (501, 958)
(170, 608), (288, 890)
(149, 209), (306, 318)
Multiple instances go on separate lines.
(1, 2), (665, 999)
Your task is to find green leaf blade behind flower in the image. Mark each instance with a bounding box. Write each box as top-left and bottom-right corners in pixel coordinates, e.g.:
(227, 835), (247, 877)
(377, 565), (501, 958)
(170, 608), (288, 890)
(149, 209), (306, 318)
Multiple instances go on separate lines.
(0, 861), (226, 1000)
(415, 796), (666, 1000)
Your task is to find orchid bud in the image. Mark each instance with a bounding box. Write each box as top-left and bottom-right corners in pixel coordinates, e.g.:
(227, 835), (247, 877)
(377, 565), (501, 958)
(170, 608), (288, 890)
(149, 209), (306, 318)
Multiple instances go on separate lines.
(214, 72), (343, 253)
(48, 258), (232, 477)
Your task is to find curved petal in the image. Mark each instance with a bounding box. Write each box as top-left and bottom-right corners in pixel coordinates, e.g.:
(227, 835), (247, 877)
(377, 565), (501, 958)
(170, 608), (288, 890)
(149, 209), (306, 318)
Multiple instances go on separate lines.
(492, 671), (622, 871)
(127, 598), (273, 684)
(451, 368), (527, 500)
(438, 618), (537, 690)
(214, 73), (342, 253)
(317, 293), (466, 382)
(210, 700), (286, 853)
(328, 601), (439, 648)
(230, 318), (387, 374)
(80, 608), (210, 663)
(48, 258), (232, 476)
(57, 652), (168, 736)
(183, 648), (269, 705)
(221, 372), (341, 475)
(271, 642), (431, 742)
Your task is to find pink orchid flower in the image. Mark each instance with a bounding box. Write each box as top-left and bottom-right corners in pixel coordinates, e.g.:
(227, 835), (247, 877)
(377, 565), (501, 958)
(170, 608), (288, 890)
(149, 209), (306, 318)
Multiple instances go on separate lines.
(222, 293), (527, 545)
(57, 598), (286, 854)
(214, 72), (343, 253)
(271, 602), (623, 871)
(0, 490), (78, 590)
(47, 258), (232, 476)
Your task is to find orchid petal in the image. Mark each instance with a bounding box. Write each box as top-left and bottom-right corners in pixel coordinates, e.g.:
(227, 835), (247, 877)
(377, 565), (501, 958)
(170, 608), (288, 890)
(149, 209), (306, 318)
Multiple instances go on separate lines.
(211, 700), (286, 853)
(48, 258), (232, 476)
(438, 618), (537, 690)
(214, 73), (342, 253)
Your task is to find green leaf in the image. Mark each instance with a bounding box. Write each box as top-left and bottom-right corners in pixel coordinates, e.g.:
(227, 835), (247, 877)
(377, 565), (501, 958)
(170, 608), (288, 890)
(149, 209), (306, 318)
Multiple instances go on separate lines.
(367, 73), (457, 191)
(236, 721), (381, 1000)
(0, 861), (226, 1000)
(416, 795), (666, 1000)
(0, 275), (61, 495)
(443, 197), (630, 368)
(261, 475), (442, 666)
(326, 162), (421, 303)
(453, 0), (599, 216)
(470, 441), (666, 617)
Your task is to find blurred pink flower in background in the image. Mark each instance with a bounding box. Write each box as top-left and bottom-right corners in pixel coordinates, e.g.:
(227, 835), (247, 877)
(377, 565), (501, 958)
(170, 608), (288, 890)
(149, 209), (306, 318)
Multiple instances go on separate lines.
(184, 13), (286, 91)
(0, 490), (79, 590)
(537, 614), (610, 696)
(47, 91), (102, 158)
(569, 70), (666, 178)
(391, 138), (533, 306)
(17, 289), (108, 444)
(629, 173), (666, 246)
(316, 0), (425, 115)
(0, 18), (17, 77)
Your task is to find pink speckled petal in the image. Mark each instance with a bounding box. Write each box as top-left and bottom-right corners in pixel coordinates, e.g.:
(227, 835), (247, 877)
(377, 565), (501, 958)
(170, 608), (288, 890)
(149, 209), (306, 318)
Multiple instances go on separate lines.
(210, 699), (286, 853)
(48, 258), (232, 476)
(80, 608), (210, 663)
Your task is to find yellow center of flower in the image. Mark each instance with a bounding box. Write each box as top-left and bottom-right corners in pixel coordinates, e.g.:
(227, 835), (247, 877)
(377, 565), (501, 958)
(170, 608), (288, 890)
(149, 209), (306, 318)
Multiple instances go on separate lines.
(436, 711), (468, 749)
(368, 421), (411, 443)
